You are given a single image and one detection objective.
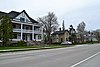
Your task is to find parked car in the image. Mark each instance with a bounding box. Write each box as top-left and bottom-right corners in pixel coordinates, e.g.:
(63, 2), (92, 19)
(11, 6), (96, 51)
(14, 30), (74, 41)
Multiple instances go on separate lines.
(0, 40), (2, 43)
(61, 41), (72, 45)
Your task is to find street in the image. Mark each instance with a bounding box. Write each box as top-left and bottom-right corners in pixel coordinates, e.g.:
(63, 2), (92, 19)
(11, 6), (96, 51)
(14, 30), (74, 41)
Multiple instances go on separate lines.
(0, 44), (100, 67)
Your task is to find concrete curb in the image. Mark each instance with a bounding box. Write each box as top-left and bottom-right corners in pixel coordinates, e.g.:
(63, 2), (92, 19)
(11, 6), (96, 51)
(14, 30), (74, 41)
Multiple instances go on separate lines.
(0, 47), (53, 52)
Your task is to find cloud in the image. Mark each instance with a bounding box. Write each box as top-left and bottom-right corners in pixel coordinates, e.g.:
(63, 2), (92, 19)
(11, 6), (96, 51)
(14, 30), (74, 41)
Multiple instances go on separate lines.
(0, 0), (100, 30)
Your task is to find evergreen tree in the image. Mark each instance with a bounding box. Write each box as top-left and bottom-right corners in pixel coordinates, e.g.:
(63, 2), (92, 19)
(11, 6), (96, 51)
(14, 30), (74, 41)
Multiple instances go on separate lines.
(0, 15), (13, 46)
(69, 25), (76, 44)
(62, 20), (65, 31)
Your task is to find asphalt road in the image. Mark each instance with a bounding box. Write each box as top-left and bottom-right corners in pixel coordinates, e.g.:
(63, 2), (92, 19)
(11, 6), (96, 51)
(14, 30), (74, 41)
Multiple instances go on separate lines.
(0, 44), (100, 67)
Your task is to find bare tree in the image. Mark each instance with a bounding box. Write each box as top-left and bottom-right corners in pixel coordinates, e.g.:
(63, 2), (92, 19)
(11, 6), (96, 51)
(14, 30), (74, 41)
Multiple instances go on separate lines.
(77, 21), (86, 43)
(38, 12), (59, 44)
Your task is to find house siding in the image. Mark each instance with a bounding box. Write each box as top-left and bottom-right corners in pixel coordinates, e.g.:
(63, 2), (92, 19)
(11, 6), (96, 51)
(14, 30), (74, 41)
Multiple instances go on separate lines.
(0, 10), (43, 42)
(52, 31), (69, 43)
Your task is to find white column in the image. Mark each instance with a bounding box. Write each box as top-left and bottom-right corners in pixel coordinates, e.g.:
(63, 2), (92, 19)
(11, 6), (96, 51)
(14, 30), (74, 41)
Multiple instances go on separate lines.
(32, 25), (34, 40)
(41, 26), (43, 40)
(21, 24), (23, 40)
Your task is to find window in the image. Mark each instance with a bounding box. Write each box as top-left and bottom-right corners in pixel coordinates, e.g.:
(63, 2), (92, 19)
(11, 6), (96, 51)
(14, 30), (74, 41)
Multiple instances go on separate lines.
(34, 34), (36, 39)
(61, 38), (63, 42)
(13, 24), (16, 28)
(66, 38), (68, 41)
(26, 19), (29, 22)
(20, 17), (25, 22)
(26, 27), (29, 30)
(17, 34), (21, 39)
(13, 34), (17, 39)
(38, 35), (41, 39)
(22, 13), (25, 17)
(18, 34), (21, 36)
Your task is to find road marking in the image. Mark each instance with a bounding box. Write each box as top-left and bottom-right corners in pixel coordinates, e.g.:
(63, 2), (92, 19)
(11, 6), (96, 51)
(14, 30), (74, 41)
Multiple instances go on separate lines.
(70, 51), (100, 67)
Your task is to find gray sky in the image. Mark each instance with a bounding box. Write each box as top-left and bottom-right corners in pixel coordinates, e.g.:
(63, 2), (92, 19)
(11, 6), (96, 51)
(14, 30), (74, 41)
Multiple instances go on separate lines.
(0, 0), (100, 30)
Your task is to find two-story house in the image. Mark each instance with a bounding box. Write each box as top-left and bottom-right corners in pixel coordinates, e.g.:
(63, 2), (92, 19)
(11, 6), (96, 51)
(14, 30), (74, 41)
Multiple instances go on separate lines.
(0, 10), (43, 42)
(52, 30), (69, 43)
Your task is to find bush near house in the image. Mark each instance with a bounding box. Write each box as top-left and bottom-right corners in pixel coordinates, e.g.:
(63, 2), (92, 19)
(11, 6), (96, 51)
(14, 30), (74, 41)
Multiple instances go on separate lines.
(52, 42), (62, 45)
(17, 41), (27, 47)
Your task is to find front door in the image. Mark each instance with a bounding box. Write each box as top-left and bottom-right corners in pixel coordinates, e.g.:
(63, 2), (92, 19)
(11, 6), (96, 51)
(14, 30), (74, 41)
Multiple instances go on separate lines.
(27, 34), (30, 41)
(23, 34), (31, 41)
(23, 34), (27, 41)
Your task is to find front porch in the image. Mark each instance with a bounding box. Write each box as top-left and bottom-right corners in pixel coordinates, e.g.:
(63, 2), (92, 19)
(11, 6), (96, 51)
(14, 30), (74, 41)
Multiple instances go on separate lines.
(12, 33), (42, 42)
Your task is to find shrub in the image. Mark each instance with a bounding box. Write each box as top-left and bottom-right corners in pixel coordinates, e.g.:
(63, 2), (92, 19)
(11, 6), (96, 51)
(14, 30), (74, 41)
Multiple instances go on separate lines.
(17, 41), (27, 47)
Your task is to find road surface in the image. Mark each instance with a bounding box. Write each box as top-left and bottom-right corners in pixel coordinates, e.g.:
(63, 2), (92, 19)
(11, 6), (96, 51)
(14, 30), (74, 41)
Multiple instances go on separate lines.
(0, 44), (100, 67)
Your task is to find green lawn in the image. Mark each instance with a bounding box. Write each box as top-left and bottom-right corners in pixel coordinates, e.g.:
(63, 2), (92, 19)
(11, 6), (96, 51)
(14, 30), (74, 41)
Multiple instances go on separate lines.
(0, 47), (30, 50)
(0, 44), (72, 53)
(0, 44), (70, 50)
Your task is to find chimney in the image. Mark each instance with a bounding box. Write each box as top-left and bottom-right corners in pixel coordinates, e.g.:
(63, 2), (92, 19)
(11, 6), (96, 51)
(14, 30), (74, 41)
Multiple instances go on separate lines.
(59, 28), (61, 31)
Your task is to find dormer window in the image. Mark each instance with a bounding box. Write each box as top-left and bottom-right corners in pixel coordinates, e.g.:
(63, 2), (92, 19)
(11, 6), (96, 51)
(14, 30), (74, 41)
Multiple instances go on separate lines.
(26, 19), (28, 22)
(20, 17), (25, 22)
(22, 13), (25, 17)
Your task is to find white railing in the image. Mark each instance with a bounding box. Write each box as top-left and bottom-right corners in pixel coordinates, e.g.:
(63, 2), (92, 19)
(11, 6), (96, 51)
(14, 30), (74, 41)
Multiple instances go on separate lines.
(35, 39), (42, 41)
(12, 39), (21, 41)
(13, 28), (42, 34)
(13, 29), (33, 33)
(34, 30), (42, 34)
(23, 29), (33, 33)
(13, 29), (21, 32)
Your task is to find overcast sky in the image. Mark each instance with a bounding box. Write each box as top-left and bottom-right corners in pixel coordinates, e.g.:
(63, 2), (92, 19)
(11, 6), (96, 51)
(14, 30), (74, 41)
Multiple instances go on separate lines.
(0, 0), (100, 30)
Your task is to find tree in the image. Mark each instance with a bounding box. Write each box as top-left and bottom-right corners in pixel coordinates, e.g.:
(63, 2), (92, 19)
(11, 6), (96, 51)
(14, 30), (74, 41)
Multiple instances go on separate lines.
(62, 20), (65, 31)
(84, 30), (90, 42)
(69, 25), (76, 44)
(0, 15), (13, 46)
(93, 29), (100, 42)
(38, 12), (59, 44)
(77, 21), (86, 43)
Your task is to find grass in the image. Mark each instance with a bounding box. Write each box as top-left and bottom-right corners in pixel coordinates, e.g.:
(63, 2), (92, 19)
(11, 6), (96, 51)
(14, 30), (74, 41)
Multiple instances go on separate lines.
(0, 47), (26, 50)
(0, 45), (66, 50)
(0, 42), (99, 53)
(73, 41), (100, 45)
(0, 44), (72, 53)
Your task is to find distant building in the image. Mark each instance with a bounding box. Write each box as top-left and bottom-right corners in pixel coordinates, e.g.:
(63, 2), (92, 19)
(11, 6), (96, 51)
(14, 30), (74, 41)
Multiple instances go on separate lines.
(0, 10), (43, 42)
(51, 30), (69, 43)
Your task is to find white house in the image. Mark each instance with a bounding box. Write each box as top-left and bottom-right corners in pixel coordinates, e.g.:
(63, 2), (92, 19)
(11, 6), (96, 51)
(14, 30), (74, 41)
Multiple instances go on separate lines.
(0, 10), (43, 42)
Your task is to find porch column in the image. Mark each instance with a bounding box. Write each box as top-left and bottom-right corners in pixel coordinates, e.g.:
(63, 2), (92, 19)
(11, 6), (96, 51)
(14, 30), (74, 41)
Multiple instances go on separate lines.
(21, 24), (23, 40)
(32, 25), (34, 40)
(41, 26), (43, 40)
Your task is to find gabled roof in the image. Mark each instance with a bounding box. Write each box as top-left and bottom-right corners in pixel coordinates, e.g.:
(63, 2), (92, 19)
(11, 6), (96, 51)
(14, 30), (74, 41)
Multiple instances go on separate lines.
(52, 30), (69, 35)
(0, 10), (38, 23)
(21, 10), (38, 23)
(0, 11), (7, 17)
(8, 11), (20, 19)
